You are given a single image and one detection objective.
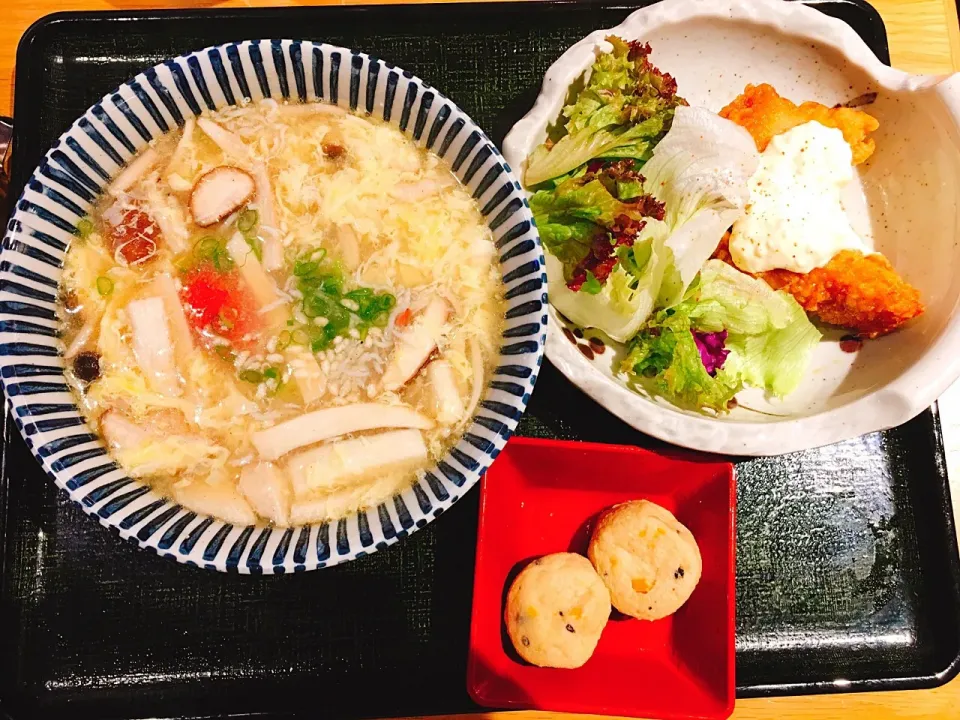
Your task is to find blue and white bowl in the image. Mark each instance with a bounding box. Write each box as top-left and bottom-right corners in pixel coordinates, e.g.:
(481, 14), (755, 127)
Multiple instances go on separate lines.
(0, 41), (545, 573)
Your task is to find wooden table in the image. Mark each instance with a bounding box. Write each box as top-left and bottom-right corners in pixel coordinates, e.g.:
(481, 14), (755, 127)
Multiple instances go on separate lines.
(3, 0), (960, 719)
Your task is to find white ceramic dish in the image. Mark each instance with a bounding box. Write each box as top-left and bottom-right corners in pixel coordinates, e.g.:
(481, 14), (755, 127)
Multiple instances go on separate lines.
(503, 0), (960, 456)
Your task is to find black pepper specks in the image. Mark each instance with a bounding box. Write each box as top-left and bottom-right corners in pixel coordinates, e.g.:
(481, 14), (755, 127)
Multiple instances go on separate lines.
(558, 610), (564, 617)
(565, 624), (575, 633)
(674, 567), (685, 580)
(521, 636), (530, 647)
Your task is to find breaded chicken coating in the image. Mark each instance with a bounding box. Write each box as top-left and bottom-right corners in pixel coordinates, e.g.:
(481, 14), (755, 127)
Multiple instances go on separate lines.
(716, 85), (921, 337)
(719, 83), (880, 165)
(714, 234), (923, 338)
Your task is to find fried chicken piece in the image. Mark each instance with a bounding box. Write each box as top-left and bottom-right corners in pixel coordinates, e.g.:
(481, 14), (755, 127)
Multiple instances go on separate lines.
(719, 83), (879, 165)
(713, 234), (923, 338)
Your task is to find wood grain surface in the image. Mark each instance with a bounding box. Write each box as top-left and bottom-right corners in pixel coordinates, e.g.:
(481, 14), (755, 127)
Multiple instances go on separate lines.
(3, 1), (960, 719)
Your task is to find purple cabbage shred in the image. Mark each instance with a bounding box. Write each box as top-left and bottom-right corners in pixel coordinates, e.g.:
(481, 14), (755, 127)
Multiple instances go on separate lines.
(693, 330), (729, 376)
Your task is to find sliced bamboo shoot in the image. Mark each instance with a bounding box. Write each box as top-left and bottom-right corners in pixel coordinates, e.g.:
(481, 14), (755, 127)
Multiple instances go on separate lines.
(196, 117), (251, 162)
(254, 403), (434, 460)
(239, 461), (292, 526)
(289, 474), (408, 525)
(389, 179), (444, 203)
(225, 232), (288, 328)
(334, 224), (361, 271)
(167, 173), (193, 192)
(125, 296), (181, 396)
(252, 163), (283, 271)
(464, 337), (485, 421)
(381, 297), (451, 391)
(145, 194), (190, 254)
(288, 347), (326, 406)
(100, 410), (150, 450)
(277, 102), (347, 118)
(173, 480), (257, 526)
(109, 147), (159, 197)
(289, 495), (332, 525)
(165, 117), (195, 176)
(148, 273), (194, 367)
(288, 429), (428, 497)
(64, 318), (96, 360)
(427, 359), (465, 425)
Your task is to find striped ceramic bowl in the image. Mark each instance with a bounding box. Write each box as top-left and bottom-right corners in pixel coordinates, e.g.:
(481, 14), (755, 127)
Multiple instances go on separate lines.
(1, 41), (545, 573)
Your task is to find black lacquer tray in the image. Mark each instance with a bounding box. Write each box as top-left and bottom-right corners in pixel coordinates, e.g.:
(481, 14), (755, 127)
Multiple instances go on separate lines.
(2, 2), (959, 719)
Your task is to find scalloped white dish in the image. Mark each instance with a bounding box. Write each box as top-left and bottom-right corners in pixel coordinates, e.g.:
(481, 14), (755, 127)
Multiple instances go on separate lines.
(503, 0), (960, 456)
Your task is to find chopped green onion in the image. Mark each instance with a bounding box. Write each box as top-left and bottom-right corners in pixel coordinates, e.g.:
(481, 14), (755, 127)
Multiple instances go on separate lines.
(291, 328), (310, 345)
(263, 367), (279, 380)
(214, 345), (235, 363)
(211, 247), (233, 272)
(294, 260), (319, 277)
(276, 330), (292, 350)
(237, 208), (259, 233)
(239, 369), (263, 384)
(290, 247), (400, 350)
(76, 218), (94, 239)
(345, 288), (373, 301)
(193, 236), (233, 272)
(194, 236), (219, 258)
(245, 235), (263, 262)
(96, 276), (114, 296)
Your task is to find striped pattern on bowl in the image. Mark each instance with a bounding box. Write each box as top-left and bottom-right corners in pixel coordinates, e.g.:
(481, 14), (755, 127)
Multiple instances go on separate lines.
(1, 40), (545, 573)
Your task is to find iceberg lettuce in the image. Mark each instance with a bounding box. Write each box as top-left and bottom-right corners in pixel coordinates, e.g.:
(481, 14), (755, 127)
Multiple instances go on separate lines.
(622, 260), (821, 411)
(543, 105), (760, 341)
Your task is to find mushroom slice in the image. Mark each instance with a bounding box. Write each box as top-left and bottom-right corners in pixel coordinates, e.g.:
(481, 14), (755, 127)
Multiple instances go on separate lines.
(287, 429), (428, 497)
(426, 359), (465, 425)
(253, 403), (434, 460)
(190, 166), (256, 227)
(239, 461), (292, 526)
(381, 297), (451, 391)
(173, 480), (257, 526)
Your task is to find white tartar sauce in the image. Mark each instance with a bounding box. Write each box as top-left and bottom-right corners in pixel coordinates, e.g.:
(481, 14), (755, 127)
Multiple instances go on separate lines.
(729, 120), (869, 274)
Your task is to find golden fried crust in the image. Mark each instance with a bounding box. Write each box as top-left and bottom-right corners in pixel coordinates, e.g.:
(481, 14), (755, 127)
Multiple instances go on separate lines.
(714, 234), (924, 338)
(719, 83), (879, 165)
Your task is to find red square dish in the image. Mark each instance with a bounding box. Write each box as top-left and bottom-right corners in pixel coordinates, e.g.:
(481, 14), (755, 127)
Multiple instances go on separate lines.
(467, 437), (736, 720)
